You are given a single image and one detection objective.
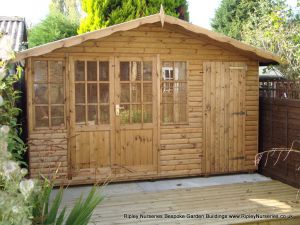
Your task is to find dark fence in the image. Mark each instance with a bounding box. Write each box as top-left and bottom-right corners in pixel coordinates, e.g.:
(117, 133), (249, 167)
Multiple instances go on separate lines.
(259, 80), (300, 188)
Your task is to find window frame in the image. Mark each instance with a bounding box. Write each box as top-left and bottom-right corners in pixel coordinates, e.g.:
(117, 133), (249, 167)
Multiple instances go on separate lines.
(32, 58), (66, 130)
(161, 60), (189, 125)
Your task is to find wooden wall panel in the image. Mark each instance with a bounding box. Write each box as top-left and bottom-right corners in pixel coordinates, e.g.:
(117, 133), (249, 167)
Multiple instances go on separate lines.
(28, 129), (68, 183)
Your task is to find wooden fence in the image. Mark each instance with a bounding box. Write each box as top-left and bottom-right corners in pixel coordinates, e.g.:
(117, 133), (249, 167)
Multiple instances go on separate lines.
(259, 80), (300, 188)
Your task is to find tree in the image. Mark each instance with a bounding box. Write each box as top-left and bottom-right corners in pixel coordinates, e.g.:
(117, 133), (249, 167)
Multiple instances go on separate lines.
(78, 0), (189, 34)
(211, 0), (282, 40)
(28, 0), (80, 48)
(50, 0), (81, 22)
(242, 1), (300, 79)
(28, 10), (79, 48)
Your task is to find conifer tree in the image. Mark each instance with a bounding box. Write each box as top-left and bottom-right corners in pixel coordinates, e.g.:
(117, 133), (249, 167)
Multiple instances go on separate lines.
(78, 0), (189, 34)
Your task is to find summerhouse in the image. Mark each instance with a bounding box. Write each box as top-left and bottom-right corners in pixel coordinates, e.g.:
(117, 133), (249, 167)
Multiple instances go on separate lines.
(16, 9), (280, 184)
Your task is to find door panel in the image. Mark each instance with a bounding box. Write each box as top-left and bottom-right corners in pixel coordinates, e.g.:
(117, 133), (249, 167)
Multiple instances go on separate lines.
(114, 57), (158, 177)
(203, 62), (246, 174)
(70, 57), (114, 180)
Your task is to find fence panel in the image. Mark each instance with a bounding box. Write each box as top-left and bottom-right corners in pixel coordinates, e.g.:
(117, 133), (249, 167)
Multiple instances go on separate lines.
(259, 80), (300, 188)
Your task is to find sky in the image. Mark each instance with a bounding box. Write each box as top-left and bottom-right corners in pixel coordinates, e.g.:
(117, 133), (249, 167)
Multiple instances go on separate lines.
(0, 0), (298, 30)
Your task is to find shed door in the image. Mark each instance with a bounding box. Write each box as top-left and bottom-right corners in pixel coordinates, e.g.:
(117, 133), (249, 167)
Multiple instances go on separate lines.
(70, 57), (114, 181)
(114, 57), (158, 178)
(203, 62), (246, 174)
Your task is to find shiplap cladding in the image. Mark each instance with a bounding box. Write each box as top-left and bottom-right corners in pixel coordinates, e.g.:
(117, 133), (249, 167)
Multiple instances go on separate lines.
(27, 22), (258, 184)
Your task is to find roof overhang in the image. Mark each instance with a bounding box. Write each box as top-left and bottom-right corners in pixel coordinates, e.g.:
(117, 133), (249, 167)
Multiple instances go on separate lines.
(15, 7), (281, 64)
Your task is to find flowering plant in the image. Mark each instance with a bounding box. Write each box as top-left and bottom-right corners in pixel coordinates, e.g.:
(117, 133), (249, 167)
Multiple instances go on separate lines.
(0, 125), (37, 225)
(0, 32), (36, 224)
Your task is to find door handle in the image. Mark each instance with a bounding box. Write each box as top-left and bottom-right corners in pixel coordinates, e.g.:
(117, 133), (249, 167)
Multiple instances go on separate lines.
(116, 104), (125, 116)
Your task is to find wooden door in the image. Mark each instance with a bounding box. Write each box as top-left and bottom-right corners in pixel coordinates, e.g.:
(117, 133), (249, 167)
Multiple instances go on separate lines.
(203, 62), (246, 174)
(69, 56), (115, 181)
(114, 57), (158, 178)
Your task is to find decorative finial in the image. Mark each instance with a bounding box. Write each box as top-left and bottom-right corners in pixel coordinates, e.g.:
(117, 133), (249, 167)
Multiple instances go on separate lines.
(159, 4), (165, 27)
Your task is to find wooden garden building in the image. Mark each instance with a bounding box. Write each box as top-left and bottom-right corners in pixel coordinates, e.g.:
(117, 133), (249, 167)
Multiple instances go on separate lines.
(16, 9), (280, 185)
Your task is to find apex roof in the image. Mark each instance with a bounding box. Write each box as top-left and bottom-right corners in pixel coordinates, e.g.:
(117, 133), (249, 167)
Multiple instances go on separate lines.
(15, 7), (281, 64)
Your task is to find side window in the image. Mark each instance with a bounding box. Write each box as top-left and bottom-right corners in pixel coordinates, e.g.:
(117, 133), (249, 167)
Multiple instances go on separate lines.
(33, 60), (65, 128)
(161, 61), (187, 124)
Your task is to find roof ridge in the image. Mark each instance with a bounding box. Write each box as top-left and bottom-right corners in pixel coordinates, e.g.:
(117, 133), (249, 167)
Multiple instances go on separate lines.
(0, 16), (25, 22)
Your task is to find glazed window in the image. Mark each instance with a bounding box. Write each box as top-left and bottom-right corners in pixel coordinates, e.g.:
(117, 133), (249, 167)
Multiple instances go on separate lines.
(75, 60), (110, 125)
(33, 60), (65, 128)
(161, 61), (187, 124)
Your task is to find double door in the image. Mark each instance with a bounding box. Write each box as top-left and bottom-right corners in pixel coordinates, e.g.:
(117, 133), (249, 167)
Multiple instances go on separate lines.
(69, 56), (158, 181)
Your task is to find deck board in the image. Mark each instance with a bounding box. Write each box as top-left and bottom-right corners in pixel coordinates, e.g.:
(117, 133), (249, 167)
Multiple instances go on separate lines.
(64, 180), (300, 224)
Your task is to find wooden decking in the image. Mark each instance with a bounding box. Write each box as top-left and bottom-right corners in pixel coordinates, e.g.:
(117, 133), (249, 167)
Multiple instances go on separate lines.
(67, 180), (300, 224)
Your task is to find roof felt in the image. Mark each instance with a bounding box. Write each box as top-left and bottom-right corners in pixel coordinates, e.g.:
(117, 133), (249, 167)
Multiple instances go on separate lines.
(0, 16), (27, 52)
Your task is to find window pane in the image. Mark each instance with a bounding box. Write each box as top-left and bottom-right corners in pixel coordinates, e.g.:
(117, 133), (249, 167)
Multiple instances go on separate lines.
(87, 83), (97, 103)
(100, 105), (110, 124)
(174, 62), (186, 81)
(130, 61), (141, 81)
(143, 61), (152, 81)
(162, 61), (173, 81)
(131, 83), (141, 103)
(34, 61), (47, 83)
(174, 82), (187, 103)
(120, 83), (130, 103)
(34, 84), (48, 104)
(75, 61), (85, 81)
(161, 104), (174, 123)
(88, 105), (97, 125)
(174, 103), (187, 123)
(132, 104), (142, 123)
(161, 85), (173, 103)
(35, 106), (49, 127)
(120, 104), (130, 124)
(99, 84), (109, 103)
(50, 84), (64, 104)
(143, 83), (152, 102)
(49, 61), (63, 83)
(75, 83), (85, 104)
(87, 61), (97, 81)
(51, 106), (64, 126)
(75, 105), (85, 124)
(143, 104), (152, 123)
(99, 61), (109, 81)
(120, 62), (129, 81)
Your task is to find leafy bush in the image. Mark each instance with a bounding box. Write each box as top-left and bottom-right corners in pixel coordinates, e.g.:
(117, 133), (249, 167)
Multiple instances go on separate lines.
(0, 34), (26, 164)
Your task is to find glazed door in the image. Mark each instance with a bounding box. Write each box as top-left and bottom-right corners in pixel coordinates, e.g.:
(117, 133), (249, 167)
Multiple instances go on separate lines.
(114, 57), (158, 178)
(69, 56), (114, 181)
(203, 62), (246, 174)
(69, 56), (158, 181)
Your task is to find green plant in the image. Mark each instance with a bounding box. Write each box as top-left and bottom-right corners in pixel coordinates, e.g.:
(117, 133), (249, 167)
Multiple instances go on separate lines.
(78, 0), (189, 34)
(1, 33), (102, 225)
(32, 180), (103, 225)
(0, 124), (35, 225)
(0, 34), (26, 164)
(28, 9), (79, 48)
(120, 108), (152, 123)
